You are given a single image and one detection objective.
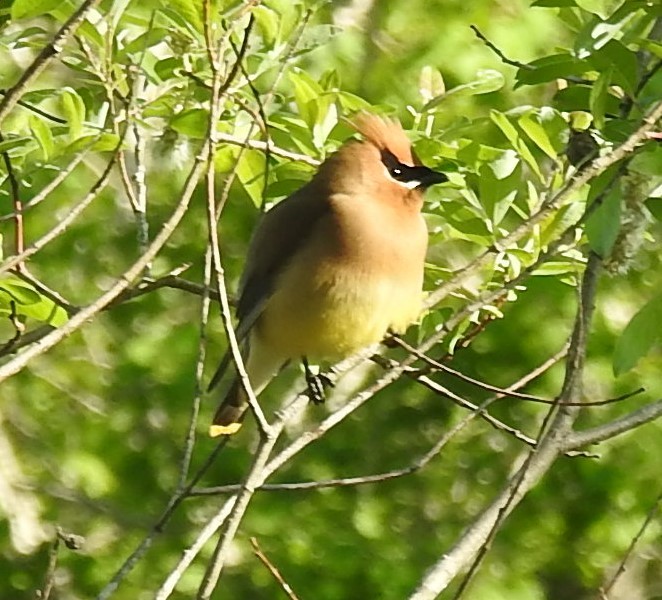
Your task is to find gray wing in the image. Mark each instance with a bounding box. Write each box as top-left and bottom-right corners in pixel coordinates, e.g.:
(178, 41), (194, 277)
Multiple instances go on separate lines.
(208, 180), (329, 391)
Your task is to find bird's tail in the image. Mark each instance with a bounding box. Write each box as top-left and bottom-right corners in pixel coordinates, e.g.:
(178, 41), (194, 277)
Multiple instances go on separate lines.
(209, 378), (248, 437)
(208, 336), (284, 437)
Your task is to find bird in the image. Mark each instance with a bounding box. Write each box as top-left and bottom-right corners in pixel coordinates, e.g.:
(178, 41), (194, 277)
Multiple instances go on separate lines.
(208, 113), (447, 437)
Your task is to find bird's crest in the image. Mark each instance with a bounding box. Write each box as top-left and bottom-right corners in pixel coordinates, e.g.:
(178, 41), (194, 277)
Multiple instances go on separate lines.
(352, 113), (419, 166)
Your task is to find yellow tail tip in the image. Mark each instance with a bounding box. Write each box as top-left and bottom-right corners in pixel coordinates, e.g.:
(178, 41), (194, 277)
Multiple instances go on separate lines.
(209, 422), (243, 437)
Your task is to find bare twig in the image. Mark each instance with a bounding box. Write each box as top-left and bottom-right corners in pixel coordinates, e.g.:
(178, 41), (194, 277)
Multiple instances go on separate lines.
(0, 144), (121, 276)
(250, 537), (301, 600)
(203, 11), (270, 437)
(177, 252), (213, 490)
(0, 137), (209, 385)
(96, 441), (228, 600)
(0, 132), (24, 271)
(36, 535), (59, 600)
(425, 100), (662, 313)
(0, 147), (93, 222)
(598, 490), (662, 598)
(12, 268), (75, 314)
(216, 132), (320, 165)
(470, 25), (531, 70)
(410, 253), (602, 600)
(0, 89), (67, 124)
(470, 24), (590, 84)
(0, 0), (104, 127)
(394, 336), (644, 407)
(564, 398), (662, 451)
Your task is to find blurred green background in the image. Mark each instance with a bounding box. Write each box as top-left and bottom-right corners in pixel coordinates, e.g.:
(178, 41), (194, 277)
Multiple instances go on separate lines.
(1, 0), (661, 598)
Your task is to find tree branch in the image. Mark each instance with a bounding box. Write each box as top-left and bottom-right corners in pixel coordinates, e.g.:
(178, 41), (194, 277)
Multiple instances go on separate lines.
(0, 0), (104, 127)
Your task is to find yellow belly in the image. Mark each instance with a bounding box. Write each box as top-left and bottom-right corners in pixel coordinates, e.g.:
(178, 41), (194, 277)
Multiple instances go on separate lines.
(256, 265), (422, 361)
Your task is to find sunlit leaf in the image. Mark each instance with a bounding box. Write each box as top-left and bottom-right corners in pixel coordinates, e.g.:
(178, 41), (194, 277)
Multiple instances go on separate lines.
(170, 108), (209, 139)
(422, 69), (504, 111)
(59, 87), (86, 140)
(419, 66), (445, 105)
(29, 115), (54, 160)
(11, 0), (59, 19)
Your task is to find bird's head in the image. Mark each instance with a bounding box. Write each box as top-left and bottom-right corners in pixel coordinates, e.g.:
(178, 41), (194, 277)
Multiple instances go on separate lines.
(318, 113), (447, 201)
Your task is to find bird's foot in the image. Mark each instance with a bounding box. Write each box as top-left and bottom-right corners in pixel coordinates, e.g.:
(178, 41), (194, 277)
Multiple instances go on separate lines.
(303, 359), (336, 405)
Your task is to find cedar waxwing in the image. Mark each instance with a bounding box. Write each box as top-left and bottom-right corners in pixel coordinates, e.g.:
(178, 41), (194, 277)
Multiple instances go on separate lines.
(208, 114), (447, 436)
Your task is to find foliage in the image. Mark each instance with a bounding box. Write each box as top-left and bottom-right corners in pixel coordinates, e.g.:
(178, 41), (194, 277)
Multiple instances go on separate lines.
(0, 0), (661, 599)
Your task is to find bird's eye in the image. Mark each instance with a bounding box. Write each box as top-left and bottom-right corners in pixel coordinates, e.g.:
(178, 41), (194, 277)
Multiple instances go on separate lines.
(390, 167), (402, 177)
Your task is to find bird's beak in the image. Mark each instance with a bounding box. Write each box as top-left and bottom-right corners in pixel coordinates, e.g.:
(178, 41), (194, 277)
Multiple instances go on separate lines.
(415, 166), (448, 189)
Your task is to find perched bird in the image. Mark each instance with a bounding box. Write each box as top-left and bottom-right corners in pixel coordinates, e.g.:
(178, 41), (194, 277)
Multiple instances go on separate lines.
(208, 114), (447, 436)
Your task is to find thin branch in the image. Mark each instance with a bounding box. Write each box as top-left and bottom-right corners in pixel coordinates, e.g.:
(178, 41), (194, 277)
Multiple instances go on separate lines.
(11, 269), (75, 315)
(0, 146), (92, 222)
(177, 251), (213, 490)
(0, 134), (209, 385)
(0, 89), (67, 124)
(155, 494), (237, 600)
(107, 270), (222, 307)
(190, 342), (577, 498)
(410, 254), (602, 600)
(206, 146), (271, 436)
(197, 436), (278, 599)
(599, 490), (662, 598)
(0, 269), (210, 359)
(425, 99), (662, 313)
(36, 535), (59, 600)
(0, 0), (104, 127)
(470, 24), (590, 84)
(470, 25), (532, 70)
(563, 398), (662, 451)
(96, 441), (228, 600)
(215, 131), (320, 165)
(394, 336), (644, 407)
(0, 144), (120, 276)
(0, 132), (24, 271)
(250, 537), (301, 600)
(196, 9), (279, 598)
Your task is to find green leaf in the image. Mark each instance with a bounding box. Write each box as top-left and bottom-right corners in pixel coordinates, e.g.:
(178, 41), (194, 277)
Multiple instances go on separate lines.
(312, 95), (338, 149)
(479, 152), (521, 226)
(67, 133), (121, 153)
(613, 293), (662, 376)
(159, 0), (203, 34)
(532, 0), (577, 5)
(0, 136), (34, 155)
(533, 261), (585, 276)
(629, 143), (662, 177)
(419, 66), (445, 105)
(589, 68), (611, 130)
(235, 149), (266, 207)
(490, 110), (543, 180)
(119, 27), (171, 58)
(553, 85), (620, 114)
(589, 40), (638, 95)
(59, 87), (86, 140)
(289, 69), (323, 128)
(516, 54), (588, 87)
(0, 278), (68, 326)
(170, 108), (208, 139)
(292, 24), (342, 58)
(11, 0), (60, 19)
(518, 111), (558, 159)
(29, 115), (54, 160)
(422, 69), (504, 111)
(0, 279), (41, 305)
(585, 183), (621, 256)
(253, 5), (279, 47)
(576, 0), (627, 19)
